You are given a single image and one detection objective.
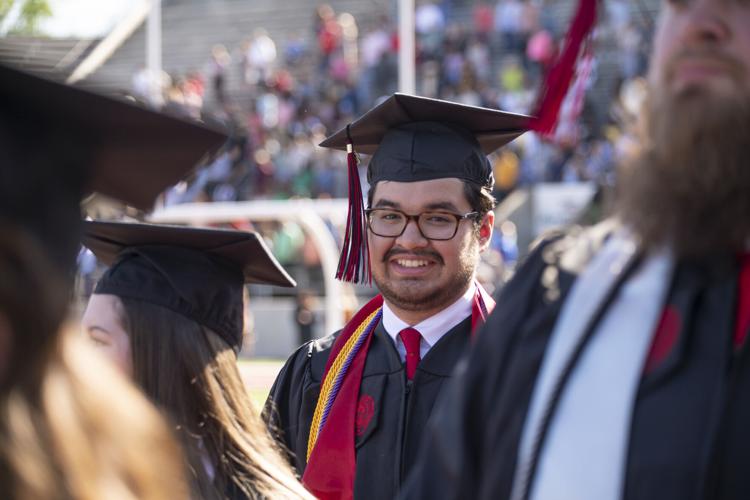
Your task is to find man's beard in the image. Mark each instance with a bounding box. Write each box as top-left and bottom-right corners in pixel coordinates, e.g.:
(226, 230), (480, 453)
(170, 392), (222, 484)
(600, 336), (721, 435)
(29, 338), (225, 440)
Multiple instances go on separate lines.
(373, 239), (478, 313)
(617, 84), (750, 258)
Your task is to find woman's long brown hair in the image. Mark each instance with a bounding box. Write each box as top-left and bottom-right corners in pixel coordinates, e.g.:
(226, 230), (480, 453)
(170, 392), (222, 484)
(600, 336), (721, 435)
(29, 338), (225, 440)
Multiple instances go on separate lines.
(119, 297), (312, 499)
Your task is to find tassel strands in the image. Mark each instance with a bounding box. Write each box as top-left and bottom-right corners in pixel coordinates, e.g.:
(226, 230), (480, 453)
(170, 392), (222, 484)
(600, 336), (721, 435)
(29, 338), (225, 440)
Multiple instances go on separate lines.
(336, 125), (372, 284)
(527, 0), (598, 135)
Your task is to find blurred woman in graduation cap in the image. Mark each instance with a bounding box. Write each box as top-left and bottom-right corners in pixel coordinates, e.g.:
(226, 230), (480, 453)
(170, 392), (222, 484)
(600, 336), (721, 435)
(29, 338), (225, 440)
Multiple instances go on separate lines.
(0, 63), (226, 499)
(81, 221), (313, 500)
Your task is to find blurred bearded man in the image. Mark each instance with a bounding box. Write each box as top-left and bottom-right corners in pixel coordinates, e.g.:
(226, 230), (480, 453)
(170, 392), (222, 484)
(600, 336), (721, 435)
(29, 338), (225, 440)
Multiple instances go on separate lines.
(619, 0), (750, 259)
(402, 2), (750, 500)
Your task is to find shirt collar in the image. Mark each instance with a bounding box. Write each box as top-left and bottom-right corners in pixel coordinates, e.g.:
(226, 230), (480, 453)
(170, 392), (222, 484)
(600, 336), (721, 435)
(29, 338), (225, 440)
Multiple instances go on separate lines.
(382, 281), (476, 348)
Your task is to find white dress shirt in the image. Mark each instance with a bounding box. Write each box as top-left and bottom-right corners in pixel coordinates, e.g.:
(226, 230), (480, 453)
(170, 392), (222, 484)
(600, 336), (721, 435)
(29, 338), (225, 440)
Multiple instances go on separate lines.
(382, 282), (476, 362)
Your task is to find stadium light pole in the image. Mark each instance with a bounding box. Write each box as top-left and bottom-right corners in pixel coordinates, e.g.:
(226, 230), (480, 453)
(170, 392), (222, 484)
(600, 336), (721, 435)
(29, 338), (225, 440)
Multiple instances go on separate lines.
(398, 0), (415, 94)
(146, 0), (163, 107)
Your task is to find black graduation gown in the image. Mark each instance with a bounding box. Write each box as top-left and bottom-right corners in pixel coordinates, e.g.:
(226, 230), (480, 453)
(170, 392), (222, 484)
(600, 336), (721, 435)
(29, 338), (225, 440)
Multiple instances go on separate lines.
(402, 222), (750, 500)
(265, 316), (472, 500)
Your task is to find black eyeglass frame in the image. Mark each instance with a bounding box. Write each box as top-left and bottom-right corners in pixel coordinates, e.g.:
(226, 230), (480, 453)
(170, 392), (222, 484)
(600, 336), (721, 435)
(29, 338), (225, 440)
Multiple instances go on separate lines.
(364, 208), (481, 241)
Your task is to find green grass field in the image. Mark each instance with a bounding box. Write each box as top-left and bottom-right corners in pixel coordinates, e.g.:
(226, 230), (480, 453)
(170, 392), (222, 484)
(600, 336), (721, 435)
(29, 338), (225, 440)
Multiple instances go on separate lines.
(238, 358), (285, 411)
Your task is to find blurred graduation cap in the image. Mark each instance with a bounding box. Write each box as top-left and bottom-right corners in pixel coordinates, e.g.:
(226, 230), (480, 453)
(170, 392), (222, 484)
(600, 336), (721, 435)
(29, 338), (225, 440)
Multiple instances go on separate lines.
(0, 63), (227, 274)
(83, 220), (295, 351)
(319, 93), (529, 284)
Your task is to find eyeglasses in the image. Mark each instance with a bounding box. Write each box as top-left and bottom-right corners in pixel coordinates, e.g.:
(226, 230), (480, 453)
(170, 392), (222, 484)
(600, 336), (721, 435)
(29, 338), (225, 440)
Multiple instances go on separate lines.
(365, 208), (480, 241)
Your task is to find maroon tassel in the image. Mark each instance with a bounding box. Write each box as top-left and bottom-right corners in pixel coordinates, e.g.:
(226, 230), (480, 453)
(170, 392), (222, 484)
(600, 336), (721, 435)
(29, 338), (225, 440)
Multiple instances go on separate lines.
(527, 0), (598, 135)
(336, 128), (371, 284)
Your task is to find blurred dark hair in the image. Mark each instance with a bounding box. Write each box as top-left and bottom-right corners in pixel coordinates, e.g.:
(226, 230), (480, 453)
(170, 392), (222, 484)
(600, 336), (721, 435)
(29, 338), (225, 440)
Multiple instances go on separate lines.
(0, 222), (68, 391)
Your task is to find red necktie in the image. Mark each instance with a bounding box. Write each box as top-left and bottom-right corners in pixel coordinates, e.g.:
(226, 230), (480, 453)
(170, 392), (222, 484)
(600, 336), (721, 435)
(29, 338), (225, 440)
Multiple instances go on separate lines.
(399, 327), (422, 380)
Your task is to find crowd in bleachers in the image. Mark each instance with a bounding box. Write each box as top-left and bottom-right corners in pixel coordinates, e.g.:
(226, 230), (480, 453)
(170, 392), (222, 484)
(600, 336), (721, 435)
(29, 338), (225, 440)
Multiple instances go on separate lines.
(133, 0), (651, 208)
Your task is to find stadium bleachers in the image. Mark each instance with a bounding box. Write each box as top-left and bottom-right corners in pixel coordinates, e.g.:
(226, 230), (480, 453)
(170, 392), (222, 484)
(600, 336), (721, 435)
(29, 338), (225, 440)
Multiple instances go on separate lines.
(86, 0), (385, 97)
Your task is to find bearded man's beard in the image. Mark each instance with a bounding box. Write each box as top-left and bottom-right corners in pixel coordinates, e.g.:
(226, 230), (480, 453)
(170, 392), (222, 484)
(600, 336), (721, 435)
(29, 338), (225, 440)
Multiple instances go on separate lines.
(617, 85), (750, 259)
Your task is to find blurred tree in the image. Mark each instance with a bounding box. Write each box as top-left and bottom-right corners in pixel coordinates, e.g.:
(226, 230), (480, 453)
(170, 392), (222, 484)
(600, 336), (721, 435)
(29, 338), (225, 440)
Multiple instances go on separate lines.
(0, 0), (14, 20)
(0, 0), (52, 35)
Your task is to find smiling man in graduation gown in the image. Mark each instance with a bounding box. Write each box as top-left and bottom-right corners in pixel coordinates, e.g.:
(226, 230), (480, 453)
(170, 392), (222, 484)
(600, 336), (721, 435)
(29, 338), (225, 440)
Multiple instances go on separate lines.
(402, 2), (750, 500)
(264, 94), (527, 500)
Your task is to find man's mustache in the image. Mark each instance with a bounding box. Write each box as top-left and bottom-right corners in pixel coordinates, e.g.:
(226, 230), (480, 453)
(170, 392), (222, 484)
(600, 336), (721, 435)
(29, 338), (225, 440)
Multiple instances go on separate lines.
(666, 49), (744, 80)
(383, 248), (444, 265)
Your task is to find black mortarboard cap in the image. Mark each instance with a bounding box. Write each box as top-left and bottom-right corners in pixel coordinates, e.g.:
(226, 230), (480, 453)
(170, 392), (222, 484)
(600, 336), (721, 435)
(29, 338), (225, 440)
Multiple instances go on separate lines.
(318, 93), (528, 284)
(320, 93), (528, 187)
(0, 63), (227, 274)
(83, 221), (296, 351)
